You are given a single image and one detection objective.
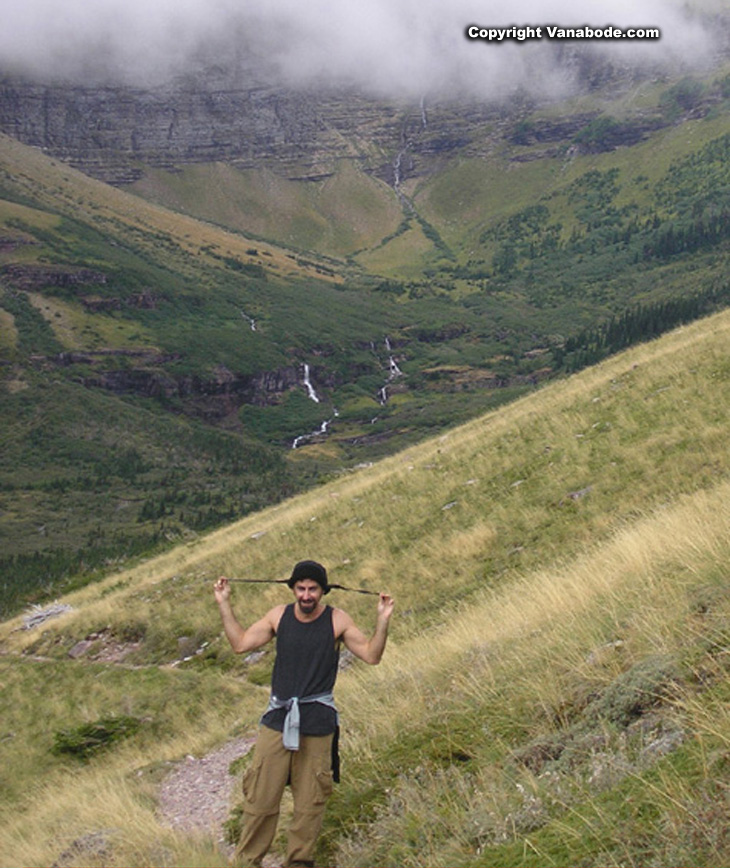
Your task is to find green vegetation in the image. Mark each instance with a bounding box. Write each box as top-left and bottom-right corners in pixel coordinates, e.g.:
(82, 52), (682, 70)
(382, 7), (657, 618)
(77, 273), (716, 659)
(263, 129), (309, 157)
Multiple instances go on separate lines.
(557, 282), (730, 371)
(52, 715), (144, 759)
(3, 39), (730, 868)
(0, 378), (293, 616)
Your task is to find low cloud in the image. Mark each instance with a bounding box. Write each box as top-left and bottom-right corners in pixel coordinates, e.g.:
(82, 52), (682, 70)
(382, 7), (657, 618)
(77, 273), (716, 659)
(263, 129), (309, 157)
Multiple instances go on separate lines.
(0, 0), (720, 98)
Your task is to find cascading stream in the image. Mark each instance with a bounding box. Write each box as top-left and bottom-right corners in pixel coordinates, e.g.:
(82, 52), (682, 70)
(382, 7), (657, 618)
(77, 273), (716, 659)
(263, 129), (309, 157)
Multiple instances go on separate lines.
(239, 310), (256, 331)
(392, 95), (427, 210)
(291, 363), (338, 449)
(377, 337), (403, 406)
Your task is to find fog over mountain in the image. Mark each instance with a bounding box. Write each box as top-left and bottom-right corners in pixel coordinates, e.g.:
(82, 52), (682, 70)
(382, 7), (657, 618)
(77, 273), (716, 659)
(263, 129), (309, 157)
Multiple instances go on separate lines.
(0, 0), (721, 98)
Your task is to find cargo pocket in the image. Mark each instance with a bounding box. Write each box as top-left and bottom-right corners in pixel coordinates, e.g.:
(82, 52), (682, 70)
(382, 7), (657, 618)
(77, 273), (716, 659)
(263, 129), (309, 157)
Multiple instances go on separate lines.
(313, 769), (334, 805)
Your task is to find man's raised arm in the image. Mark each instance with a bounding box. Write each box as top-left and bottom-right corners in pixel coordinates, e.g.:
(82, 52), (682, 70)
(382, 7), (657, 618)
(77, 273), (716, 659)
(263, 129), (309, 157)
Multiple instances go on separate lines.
(213, 576), (279, 654)
(336, 592), (394, 665)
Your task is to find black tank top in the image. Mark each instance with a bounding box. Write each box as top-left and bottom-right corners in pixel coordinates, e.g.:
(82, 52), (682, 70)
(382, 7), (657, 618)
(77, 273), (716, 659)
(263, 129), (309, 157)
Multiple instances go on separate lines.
(261, 603), (340, 736)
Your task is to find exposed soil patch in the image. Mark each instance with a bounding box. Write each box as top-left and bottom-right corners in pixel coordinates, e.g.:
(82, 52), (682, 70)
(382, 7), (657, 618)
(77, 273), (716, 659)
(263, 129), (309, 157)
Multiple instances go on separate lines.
(157, 737), (255, 860)
(157, 736), (290, 866)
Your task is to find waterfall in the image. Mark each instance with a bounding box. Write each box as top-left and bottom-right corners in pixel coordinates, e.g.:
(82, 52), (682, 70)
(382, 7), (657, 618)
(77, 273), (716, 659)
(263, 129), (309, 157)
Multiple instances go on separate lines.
(392, 98), (428, 209)
(393, 150), (404, 188)
(377, 337), (404, 405)
(240, 310), (256, 331)
(302, 363), (320, 403)
(393, 146), (412, 211)
(291, 363), (341, 448)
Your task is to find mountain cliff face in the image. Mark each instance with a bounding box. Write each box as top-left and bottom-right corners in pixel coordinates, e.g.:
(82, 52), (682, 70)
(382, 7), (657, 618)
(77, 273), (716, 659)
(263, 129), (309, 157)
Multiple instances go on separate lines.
(0, 75), (331, 183)
(0, 58), (444, 185)
(2, 5), (729, 189)
(0, 48), (686, 186)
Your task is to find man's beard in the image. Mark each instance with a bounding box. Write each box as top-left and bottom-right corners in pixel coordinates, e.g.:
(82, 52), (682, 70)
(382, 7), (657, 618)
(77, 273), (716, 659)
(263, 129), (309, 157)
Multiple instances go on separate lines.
(298, 599), (317, 614)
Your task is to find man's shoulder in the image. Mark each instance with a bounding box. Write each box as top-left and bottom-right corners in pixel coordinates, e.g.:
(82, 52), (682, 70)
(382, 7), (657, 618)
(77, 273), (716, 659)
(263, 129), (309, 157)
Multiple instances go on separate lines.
(266, 603), (288, 629)
(331, 606), (354, 635)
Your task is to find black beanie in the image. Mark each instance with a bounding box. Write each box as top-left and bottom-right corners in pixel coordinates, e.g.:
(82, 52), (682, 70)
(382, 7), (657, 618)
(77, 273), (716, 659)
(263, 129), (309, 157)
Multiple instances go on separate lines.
(287, 560), (330, 594)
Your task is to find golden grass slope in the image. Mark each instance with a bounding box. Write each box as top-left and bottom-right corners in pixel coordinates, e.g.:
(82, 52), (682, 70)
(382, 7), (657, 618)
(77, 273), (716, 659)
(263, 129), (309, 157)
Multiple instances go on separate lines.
(1, 308), (730, 866)
(0, 133), (341, 284)
(332, 480), (730, 866)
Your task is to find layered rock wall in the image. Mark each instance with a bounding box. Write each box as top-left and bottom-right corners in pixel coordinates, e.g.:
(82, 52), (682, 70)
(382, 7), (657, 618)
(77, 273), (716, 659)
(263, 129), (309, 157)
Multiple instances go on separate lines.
(0, 77), (332, 183)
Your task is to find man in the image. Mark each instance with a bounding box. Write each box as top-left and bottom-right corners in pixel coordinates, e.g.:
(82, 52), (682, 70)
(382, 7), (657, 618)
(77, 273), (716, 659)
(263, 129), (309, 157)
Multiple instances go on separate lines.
(213, 560), (394, 868)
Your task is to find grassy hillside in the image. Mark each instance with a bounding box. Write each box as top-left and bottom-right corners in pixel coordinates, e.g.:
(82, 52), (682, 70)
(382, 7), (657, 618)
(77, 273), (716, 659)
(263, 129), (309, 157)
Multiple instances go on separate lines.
(125, 62), (730, 398)
(1, 307), (730, 866)
(131, 160), (404, 258)
(0, 134), (350, 611)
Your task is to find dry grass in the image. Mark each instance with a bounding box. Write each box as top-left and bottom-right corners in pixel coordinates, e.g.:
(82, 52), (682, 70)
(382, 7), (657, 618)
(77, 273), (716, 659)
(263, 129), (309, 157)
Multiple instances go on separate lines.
(331, 479), (730, 866)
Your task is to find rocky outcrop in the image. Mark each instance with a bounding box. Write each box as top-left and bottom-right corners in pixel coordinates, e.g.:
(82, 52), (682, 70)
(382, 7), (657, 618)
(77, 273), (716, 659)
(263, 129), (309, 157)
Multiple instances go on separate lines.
(248, 366), (303, 402)
(31, 351), (340, 421)
(76, 363), (302, 411)
(80, 290), (158, 312)
(2, 263), (107, 290)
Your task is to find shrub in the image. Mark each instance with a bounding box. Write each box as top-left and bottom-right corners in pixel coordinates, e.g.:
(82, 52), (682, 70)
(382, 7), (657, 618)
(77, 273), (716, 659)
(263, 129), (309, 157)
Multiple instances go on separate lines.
(52, 715), (143, 759)
(585, 656), (680, 727)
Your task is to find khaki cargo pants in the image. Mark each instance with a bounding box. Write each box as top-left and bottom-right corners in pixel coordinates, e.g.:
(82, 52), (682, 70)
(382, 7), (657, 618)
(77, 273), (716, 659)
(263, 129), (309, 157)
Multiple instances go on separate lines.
(235, 724), (335, 868)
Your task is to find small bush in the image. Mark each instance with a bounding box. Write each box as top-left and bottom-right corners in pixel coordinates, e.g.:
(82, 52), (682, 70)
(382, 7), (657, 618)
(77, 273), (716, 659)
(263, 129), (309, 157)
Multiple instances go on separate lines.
(586, 655), (680, 727)
(52, 715), (143, 759)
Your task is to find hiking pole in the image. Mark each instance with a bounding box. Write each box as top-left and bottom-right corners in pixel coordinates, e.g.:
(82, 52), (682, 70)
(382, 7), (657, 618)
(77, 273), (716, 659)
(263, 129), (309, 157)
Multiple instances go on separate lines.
(225, 577), (381, 596)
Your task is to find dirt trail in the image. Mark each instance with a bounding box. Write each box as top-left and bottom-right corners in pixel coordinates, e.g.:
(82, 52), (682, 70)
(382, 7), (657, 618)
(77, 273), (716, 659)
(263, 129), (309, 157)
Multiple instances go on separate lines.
(157, 737), (255, 859)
